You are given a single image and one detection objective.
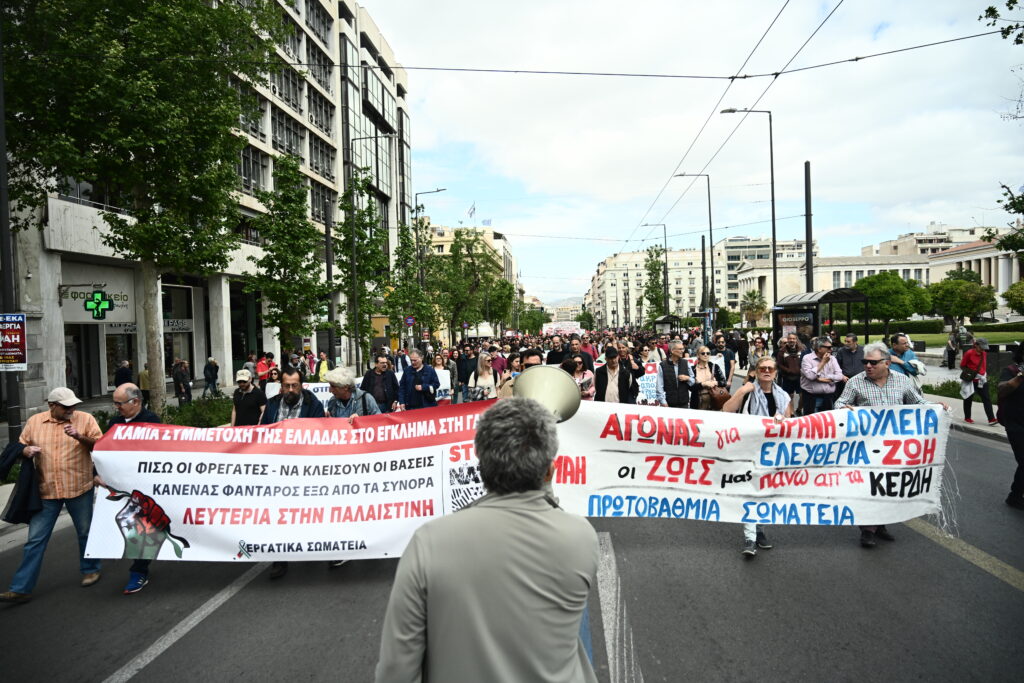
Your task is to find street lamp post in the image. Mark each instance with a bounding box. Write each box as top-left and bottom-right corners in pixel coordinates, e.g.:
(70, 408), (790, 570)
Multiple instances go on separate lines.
(721, 108), (776, 305)
(672, 173), (716, 326)
(412, 188), (446, 345)
(640, 223), (669, 317)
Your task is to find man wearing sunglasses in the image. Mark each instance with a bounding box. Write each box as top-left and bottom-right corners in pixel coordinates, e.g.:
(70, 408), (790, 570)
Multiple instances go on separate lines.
(835, 342), (946, 549)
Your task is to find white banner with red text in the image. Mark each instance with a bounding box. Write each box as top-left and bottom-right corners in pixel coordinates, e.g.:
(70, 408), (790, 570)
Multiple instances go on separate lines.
(85, 400), (948, 562)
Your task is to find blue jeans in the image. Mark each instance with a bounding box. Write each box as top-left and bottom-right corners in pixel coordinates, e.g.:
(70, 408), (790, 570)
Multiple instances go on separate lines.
(461, 384), (470, 403)
(9, 489), (102, 593)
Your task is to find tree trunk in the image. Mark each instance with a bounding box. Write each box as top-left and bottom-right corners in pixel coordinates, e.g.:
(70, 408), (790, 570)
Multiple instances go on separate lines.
(141, 260), (165, 416)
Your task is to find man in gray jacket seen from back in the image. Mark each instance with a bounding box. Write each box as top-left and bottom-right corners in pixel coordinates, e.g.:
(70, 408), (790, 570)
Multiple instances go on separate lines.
(375, 398), (599, 683)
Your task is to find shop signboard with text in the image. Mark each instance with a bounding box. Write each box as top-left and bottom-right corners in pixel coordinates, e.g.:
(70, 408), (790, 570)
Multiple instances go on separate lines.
(0, 313), (28, 371)
(60, 262), (136, 324)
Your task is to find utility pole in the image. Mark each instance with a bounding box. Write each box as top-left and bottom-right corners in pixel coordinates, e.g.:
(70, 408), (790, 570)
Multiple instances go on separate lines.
(804, 161), (814, 293)
(0, 20), (23, 443)
(324, 202), (335, 364)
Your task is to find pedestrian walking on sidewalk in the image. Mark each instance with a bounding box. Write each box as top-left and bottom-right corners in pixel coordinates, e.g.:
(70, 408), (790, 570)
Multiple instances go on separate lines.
(0, 388), (103, 603)
(960, 338), (996, 425)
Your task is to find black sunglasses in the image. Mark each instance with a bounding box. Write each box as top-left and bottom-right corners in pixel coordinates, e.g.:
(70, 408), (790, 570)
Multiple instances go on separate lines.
(862, 358), (884, 366)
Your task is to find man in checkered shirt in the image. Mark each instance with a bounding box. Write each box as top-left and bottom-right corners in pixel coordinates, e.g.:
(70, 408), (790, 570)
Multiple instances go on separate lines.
(835, 341), (947, 549)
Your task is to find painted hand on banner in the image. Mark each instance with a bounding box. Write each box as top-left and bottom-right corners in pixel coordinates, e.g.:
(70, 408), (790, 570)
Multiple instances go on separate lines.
(103, 486), (191, 560)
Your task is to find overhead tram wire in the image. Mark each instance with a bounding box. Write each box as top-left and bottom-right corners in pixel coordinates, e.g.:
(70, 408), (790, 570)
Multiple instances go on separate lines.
(623, 0), (792, 250)
(458, 214), (805, 244)
(655, 0), (846, 225)
(21, 30), (1000, 81)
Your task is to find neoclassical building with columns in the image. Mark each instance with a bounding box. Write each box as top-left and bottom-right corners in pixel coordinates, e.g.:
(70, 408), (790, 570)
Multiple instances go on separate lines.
(929, 240), (1022, 318)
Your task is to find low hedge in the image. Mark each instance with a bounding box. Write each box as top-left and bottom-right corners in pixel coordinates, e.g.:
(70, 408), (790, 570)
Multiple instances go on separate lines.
(163, 397), (233, 428)
(968, 322), (1024, 332)
(922, 379), (998, 403)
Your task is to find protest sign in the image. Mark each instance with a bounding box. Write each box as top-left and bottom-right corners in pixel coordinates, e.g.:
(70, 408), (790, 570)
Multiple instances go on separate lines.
(435, 369), (452, 405)
(86, 401), (949, 562)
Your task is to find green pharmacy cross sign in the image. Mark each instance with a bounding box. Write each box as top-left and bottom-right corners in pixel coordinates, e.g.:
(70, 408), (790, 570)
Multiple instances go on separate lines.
(84, 290), (114, 320)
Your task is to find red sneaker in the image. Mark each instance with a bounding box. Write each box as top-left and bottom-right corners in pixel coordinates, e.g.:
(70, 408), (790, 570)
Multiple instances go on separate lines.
(988, 419), (999, 425)
(964, 418), (974, 424)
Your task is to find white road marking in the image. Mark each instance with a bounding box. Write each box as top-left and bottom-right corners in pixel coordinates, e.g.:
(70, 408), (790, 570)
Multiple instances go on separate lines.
(101, 562), (269, 683)
(597, 532), (644, 683)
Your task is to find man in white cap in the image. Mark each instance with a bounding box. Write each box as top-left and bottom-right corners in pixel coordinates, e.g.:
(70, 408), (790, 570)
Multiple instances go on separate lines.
(0, 388), (104, 603)
(231, 369), (266, 427)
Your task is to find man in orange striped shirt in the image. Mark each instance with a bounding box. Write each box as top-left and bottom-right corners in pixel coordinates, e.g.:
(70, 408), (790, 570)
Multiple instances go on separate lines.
(1, 388), (103, 603)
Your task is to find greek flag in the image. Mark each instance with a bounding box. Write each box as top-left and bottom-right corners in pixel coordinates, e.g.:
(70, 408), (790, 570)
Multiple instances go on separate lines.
(468, 202), (476, 218)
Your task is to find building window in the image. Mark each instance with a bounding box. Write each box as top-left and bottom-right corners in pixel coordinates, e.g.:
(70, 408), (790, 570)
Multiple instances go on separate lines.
(844, 271), (853, 287)
(272, 62), (303, 113)
(833, 271), (840, 289)
(310, 180), (335, 224)
(867, 269), (875, 276)
(237, 145), (268, 195)
(235, 215), (262, 246)
(271, 107), (305, 159)
(305, 0), (333, 47)
(280, 12), (301, 60)
(902, 269), (910, 279)
(913, 268), (922, 281)
(309, 136), (336, 181)
(306, 40), (333, 93)
(855, 270), (864, 282)
(307, 88), (334, 135)
(232, 78), (266, 141)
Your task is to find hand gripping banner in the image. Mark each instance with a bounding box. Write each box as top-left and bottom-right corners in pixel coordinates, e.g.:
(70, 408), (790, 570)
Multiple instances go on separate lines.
(85, 400), (949, 562)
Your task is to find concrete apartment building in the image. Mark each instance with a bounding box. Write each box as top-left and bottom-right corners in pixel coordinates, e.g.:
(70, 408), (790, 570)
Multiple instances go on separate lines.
(8, 1), (411, 415)
(735, 254), (932, 309)
(584, 237), (813, 329)
(860, 222), (1009, 256)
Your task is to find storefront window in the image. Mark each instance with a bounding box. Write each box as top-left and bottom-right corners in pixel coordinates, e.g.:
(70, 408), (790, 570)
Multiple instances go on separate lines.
(105, 333), (135, 389)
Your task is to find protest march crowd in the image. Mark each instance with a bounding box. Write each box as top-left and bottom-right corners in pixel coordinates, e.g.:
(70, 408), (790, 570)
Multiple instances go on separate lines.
(2, 324), (1022, 682)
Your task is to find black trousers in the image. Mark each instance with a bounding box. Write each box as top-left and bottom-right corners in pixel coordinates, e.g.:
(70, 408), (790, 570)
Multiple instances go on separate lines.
(944, 348), (956, 368)
(962, 383), (994, 421)
(1005, 423), (1024, 498)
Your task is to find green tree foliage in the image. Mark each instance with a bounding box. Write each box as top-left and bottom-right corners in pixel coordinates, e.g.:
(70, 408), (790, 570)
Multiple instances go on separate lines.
(643, 246), (667, 323)
(716, 307), (738, 330)
(430, 230), (500, 345)
(853, 271), (917, 339)
(575, 310), (596, 330)
(982, 184), (1024, 256)
(928, 279), (999, 325)
(1003, 279), (1024, 315)
(739, 290), (768, 325)
(336, 170), (389, 365)
(519, 306), (552, 335)
(384, 221), (437, 343)
(2, 0), (284, 415)
(944, 267), (983, 284)
(981, 1), (1023, 44)
(245, 155), (333, 345)
(906, 279), (933, 317)
(482, 278), (516, 331)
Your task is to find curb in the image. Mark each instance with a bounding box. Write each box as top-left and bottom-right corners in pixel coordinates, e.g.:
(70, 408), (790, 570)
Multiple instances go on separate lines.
(948, 421), (1008, 444)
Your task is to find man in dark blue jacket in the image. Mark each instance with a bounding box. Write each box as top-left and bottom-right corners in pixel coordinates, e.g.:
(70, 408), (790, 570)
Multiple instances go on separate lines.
(260, 366), (326, 425)
(104, 383), (162, 595)
(398, 350), (440, 411)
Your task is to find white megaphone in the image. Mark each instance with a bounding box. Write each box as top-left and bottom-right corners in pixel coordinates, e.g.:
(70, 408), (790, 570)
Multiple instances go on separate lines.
(513, 365), (581, 423)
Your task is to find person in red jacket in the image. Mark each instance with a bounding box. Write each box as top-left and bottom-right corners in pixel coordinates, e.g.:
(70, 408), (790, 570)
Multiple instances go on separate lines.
(960, 337), (996, 424)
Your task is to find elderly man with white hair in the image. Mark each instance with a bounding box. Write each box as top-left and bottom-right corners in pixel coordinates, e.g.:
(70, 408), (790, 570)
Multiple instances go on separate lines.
(375, 398), (599, 682)
(324, 368), (381, 419)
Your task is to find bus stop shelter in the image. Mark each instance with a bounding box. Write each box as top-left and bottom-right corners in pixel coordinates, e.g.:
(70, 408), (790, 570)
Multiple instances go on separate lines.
(772, 288), (870, 346)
